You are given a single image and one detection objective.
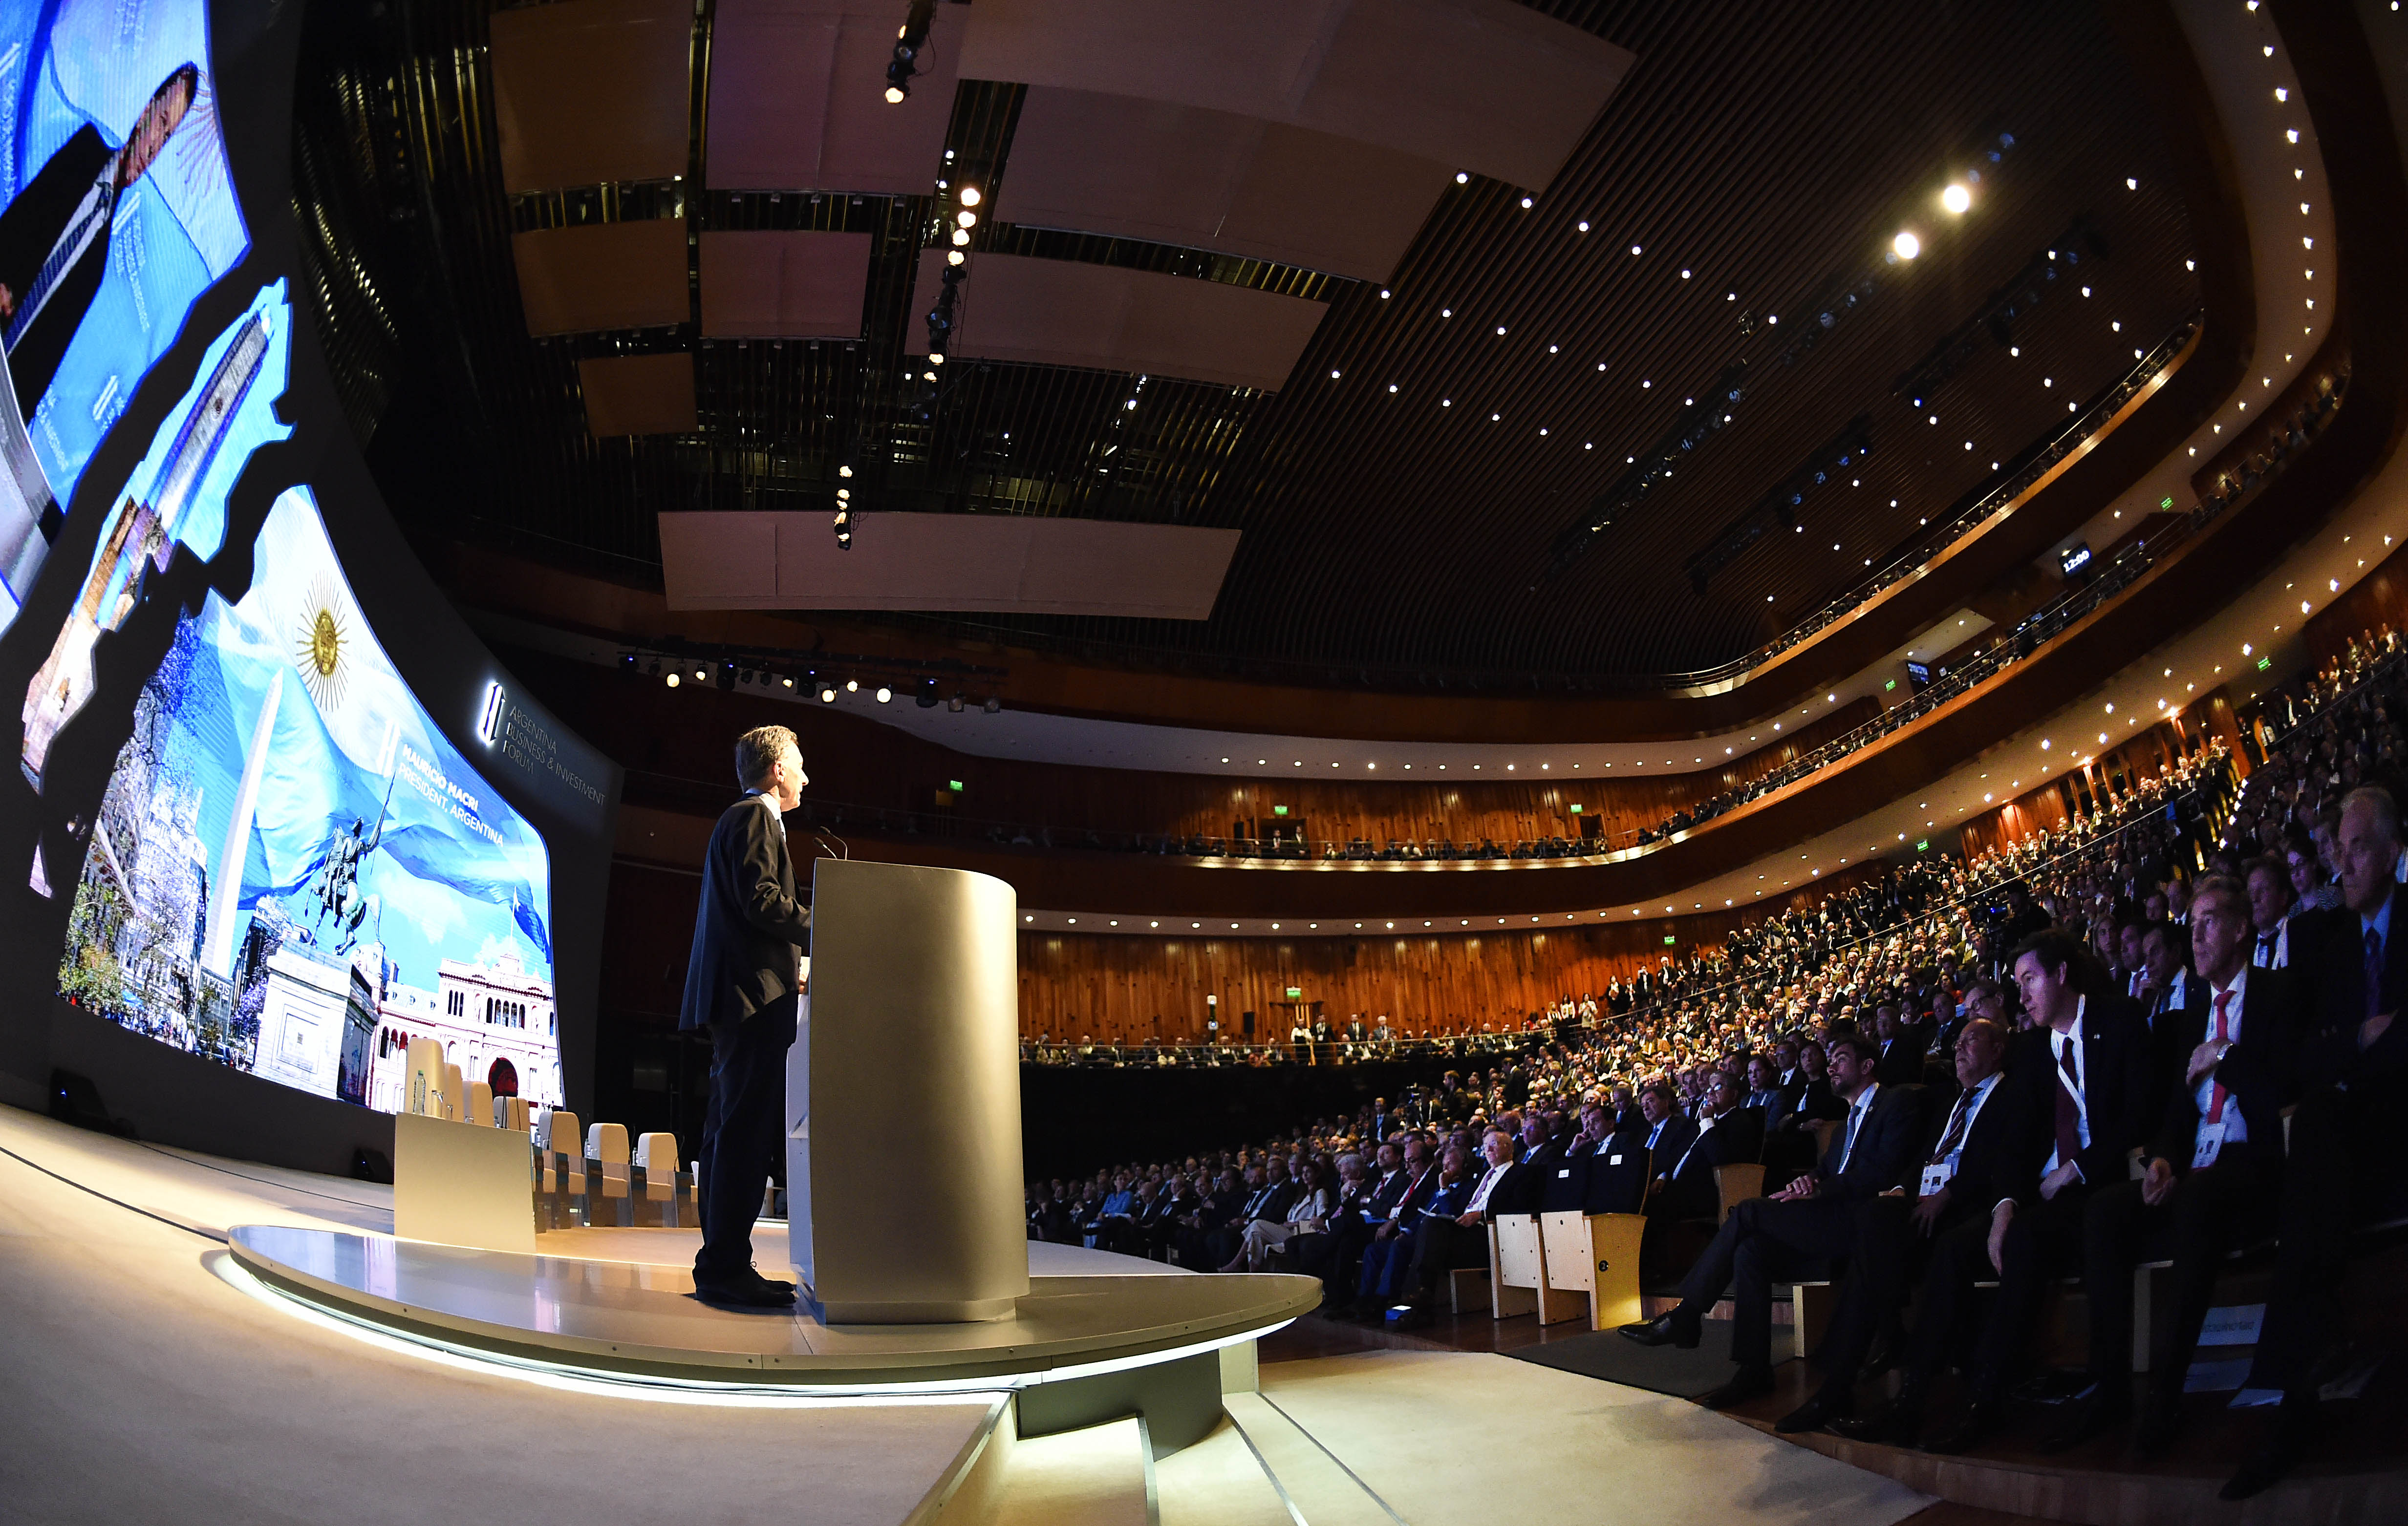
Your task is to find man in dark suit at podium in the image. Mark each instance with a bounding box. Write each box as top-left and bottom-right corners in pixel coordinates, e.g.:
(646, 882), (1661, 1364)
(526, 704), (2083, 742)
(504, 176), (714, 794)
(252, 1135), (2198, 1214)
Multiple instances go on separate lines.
(683, 725), (813, 1308)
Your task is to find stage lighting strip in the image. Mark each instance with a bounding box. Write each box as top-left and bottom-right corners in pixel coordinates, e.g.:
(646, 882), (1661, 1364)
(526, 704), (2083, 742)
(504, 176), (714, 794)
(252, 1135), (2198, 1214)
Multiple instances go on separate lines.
(215, 1250), (1293, 1405)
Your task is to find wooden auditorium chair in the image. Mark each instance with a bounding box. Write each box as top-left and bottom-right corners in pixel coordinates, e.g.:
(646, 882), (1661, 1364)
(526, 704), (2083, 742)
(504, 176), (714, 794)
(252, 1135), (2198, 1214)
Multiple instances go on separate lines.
(1538, 1151), (1648, 1331)
(585, 1122), (631, 1228)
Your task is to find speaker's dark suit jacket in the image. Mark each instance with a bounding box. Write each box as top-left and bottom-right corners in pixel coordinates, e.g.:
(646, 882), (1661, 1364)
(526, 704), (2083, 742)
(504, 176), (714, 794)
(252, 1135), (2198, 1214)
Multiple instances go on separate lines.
(2148, 967), (2303, 1170)
(678, 794), (812, 1030)
(0, 125), (116, 412)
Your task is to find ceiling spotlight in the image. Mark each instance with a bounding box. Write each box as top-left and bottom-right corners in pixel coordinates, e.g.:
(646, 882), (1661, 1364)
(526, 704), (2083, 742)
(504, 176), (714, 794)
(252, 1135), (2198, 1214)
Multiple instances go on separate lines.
(845, 679), (859, 693)
(818, 687), (836, 702)
(946, 249), (965, 266)
(1892, 231), (1921, 259)
(1940, 183), (1970, 214)
(838, 464), (854, 478)
(665, 672), (680, 688)
(950, 228), (969, 246)
(959, 186), (981, 207)
(875, 686), (892, 703)
(884, 85), (905, 104)
(1455, 171), (1469, 184)
(956, 210), (976, 228)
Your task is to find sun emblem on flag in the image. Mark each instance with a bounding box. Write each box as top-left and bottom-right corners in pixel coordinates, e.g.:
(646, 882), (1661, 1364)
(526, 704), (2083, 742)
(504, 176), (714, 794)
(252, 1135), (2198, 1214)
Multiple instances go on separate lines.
(294, 574), (352, 711)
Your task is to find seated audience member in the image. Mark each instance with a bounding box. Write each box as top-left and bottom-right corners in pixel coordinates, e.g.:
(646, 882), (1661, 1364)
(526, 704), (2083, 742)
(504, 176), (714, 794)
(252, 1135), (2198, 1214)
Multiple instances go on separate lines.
(1229, 1158), (1334, 1272)
(2246, 853), (2298, 968)
(1289, 1152), (1374, 1288)
(1387, 1136), (1506, 1328)
(1609, 1083), (1643, 1135)
(1742, 1055), (1789, 1126)
(1647, 1072), (1766, 1224)
(1330, 1137), (1440, 1319)
(2228, 786), (2407, 1499)
(1765, 1040), (1842, 1173)
(1568, 1101), (1614, 1157)
(1206, 1162), (1294, 1269)
(1635, 1081), (1700, 1180)
(1177, 1166), (1244, 1267)
(1140, 1172), (1196, 1259)
(1082, 1170), (1139, 1251)
(1814, 1017), (2034, 1443)
(2043, 875), (2302, 1455)
(1618, 1034), (1918, 1409)
(1874, 1003), (1926, 1087)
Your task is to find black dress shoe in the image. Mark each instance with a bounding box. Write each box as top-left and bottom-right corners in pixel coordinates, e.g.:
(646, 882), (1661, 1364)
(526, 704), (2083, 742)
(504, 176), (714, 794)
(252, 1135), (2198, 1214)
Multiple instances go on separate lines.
(748, 1271), (798, 1303)
(1700, 1363), (1777, 1410)
(2131, 1393), (2183, 1458)
(693, 1274), (796, 1309)
(1831, 1394), (1922, 1447)
(2222, 1394), (2316, 1503)
(2037, 1385), (2130, 1454)
(1775, 1390), (1852, 1434)
(1618, 1312), (1701, 1349)
(1920, 1399), (1999, 1455)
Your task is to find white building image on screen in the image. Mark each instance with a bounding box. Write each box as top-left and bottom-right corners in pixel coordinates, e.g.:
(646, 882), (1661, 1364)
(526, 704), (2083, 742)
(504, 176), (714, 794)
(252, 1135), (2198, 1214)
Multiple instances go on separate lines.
(252, 946), (377, 1105)
(364, 946), (560, 1114)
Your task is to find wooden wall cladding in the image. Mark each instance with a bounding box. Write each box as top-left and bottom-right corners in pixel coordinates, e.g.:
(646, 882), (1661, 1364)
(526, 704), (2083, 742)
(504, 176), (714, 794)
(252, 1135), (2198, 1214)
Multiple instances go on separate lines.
(1014, 871), (1883, 1045)
(506, 646), (1877, 849)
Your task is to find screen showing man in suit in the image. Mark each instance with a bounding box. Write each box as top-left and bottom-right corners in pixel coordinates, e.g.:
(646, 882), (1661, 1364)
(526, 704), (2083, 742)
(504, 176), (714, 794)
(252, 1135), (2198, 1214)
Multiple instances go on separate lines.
(51, 487), (560, 1115)
(0, 0), (249, 633)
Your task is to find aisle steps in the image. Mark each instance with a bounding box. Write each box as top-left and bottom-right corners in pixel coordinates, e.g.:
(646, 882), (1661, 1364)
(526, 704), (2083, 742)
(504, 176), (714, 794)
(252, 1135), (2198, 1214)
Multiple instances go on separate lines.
(984, 1416), (1154, 1526)
(1219, 1391), (1402, 1526)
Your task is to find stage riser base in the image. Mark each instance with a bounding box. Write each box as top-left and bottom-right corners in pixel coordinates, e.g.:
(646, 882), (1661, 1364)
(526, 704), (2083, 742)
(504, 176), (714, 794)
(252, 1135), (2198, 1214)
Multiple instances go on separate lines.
(1013, 1350), (1224, 1458)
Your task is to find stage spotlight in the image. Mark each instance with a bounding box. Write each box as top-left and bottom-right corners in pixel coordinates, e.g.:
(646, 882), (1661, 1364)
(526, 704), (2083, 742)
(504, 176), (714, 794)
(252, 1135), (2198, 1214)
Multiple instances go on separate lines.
(1893, 231), (1921, 259)
(947, 695), (964, 712)
(956, 210), (976, 229)
(645, 658), (660, 677)
(838, 464), (853, 478)
(885, 0), (936, 102)
(846, 679), (860, 693)
(959, 186), (980, 207)
(782, 676), (795, 688)
(820, 686), (837, 703)
(718, 662), (737, 692)
(983, 697), (1002, 713)
(946, 249), (965, 266)
(950, 228), (969, 246)
(620, 652), (637, 673)
(694, 669), (707, 682)
(1941, 183), (1970, 213)
(875, 686), (893, 703)
(666, 672), (680, 688)
(929, 352), (946, 365)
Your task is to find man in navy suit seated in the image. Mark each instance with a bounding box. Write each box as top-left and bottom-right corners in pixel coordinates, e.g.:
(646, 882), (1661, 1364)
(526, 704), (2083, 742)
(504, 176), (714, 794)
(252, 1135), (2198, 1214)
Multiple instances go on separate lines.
(1618, 1033), (1918, 1409)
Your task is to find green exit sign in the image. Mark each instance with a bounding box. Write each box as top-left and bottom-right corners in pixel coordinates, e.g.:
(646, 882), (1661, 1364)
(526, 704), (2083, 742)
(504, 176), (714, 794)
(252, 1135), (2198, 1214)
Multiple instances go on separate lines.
(1916, 839), (1930, 851)
(2257, 656), (2272, 670)
(1569, 803), (1583, 813)
(1273, 805), (1289, 816)
(2161, 496), (2175, 510)
(1663, 935), (1677, 945)
(1885, 678), (1897, 691)
(1286, 987), (1302, 998)
(948, 780), (963, 791)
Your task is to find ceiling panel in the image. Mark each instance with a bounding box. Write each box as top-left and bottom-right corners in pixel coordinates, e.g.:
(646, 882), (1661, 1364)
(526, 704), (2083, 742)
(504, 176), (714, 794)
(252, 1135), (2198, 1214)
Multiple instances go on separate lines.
(706, 0), (960, 194)
(491, 0), (691, 193)
(700, 230), (874, 337)
(579, 353), (698, 436)
(512, 219), (691, 335)
(956, 0), (1631, 191)
(903, 252), (1329, 393)
(996, 89), (1454, 280)
(660, 511), (1242, 617)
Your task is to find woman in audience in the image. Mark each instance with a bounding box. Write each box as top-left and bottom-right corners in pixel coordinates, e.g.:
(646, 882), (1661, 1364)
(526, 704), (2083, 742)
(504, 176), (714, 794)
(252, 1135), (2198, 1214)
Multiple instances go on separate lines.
(1227, 1157), (1334, 1272)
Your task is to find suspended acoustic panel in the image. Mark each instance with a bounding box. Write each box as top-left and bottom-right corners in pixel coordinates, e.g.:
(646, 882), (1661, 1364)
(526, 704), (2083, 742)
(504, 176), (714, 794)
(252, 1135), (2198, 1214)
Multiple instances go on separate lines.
(491, 0), (692, 194)
(578, 353), (697, 437)
(705, 0), (960, 194)
(699, 230), (874, 337)
(995, 88), (1454, 281)
(955, 0), (1631, 191)
(512, 219), (691, 336)
(904, 252), (1326, 392)
(659, 512), (1242, 618)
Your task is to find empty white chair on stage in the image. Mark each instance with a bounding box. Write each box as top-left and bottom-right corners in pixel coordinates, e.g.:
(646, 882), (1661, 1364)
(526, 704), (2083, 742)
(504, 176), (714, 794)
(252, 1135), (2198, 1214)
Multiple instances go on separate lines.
(401, 1038), (445, 1118)
(439, 1064), (465, 1123)
(464, 1081), (494, 1127)
(634, 1132), (678, 1202)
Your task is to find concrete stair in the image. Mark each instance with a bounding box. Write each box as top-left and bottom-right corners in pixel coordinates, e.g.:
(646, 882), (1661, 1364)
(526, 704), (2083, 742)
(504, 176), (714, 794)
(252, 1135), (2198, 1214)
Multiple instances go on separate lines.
(1219, 1391), (1403, 1526)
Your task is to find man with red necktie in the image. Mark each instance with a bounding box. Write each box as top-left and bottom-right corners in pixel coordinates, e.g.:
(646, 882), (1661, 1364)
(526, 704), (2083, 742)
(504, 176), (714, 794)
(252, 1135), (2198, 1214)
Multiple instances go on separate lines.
(2043, 876), (2300, 1456)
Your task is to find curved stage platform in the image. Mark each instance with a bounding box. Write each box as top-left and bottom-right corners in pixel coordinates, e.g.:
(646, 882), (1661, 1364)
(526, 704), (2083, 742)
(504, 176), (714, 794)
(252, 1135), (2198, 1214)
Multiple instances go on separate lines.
(228, 1222), (1320, 1391)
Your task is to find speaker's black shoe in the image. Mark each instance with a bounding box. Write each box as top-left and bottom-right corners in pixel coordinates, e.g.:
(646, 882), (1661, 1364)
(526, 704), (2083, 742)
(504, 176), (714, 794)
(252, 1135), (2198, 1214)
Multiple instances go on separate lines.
(1699, 1363), (1777, 1411)
(693, 1274), (796, 1310)
(1618, 1311), (1700, 1349)
(1775, 1389), (1852, 1434)
(2036, 1385), (2129, 1454)
(747, 1271), (798, 1303)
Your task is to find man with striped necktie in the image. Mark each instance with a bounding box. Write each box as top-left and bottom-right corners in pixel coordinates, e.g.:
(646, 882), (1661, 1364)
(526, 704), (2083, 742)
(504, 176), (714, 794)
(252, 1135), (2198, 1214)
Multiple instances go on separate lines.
(0, 64), (199, 421)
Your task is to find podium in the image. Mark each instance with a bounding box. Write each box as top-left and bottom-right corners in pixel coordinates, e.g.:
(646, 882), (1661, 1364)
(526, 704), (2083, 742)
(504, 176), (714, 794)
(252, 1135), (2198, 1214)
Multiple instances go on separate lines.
(788, 859), (1027, 1323)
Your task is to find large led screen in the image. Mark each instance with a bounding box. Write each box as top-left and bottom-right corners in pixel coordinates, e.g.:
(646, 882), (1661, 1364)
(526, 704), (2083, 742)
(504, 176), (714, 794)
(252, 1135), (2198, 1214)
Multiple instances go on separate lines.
(54, 487), (562, 1113)
(0, 0), (248, 634)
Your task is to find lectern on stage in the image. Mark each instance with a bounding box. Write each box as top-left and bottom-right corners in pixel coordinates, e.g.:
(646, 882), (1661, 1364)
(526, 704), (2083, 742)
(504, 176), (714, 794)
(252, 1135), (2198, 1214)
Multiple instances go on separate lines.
(787, 858), (1028, 1323)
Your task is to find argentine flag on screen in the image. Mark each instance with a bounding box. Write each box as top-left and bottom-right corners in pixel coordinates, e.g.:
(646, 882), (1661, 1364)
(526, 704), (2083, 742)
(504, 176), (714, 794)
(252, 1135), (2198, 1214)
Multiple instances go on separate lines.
(169, 488), (553, 987)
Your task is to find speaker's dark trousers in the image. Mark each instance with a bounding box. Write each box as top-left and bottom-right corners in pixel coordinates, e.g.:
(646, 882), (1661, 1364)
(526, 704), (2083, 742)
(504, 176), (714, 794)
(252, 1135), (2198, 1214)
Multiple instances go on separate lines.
(695, 996), (798, 1280)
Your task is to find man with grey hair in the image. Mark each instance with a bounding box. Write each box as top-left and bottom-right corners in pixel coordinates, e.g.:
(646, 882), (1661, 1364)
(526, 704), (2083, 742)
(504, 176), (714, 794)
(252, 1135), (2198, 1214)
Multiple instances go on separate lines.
(2228, 785), (2406, 1498)
(682, 723), (813, 1307)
